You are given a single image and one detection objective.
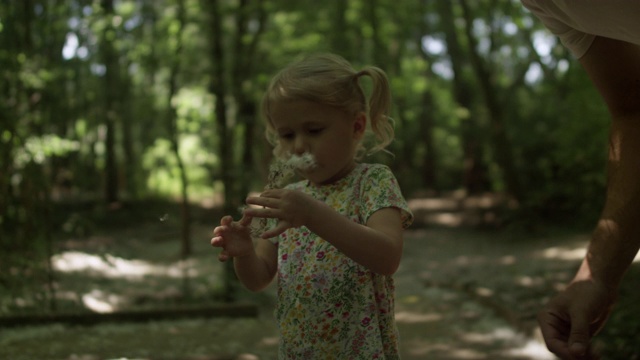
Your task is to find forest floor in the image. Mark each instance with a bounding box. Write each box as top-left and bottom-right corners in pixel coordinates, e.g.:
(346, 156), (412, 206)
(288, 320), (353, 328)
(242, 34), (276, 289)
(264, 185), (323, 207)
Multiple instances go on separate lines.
(1, 197), (639, 359)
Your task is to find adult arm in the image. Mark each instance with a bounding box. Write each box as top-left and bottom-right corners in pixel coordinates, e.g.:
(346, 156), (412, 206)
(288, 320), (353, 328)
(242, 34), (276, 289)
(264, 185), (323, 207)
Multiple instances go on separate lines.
(538, 36), (640, 359)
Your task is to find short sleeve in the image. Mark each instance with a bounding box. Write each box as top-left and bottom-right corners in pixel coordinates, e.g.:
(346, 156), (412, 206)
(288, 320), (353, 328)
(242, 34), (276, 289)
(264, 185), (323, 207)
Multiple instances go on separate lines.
(359, 165), (413, 229)
(520, 0), (595, 58)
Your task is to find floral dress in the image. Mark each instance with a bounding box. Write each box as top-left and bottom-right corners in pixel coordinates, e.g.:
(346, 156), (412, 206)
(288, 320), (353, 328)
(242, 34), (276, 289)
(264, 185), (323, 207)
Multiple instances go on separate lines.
(269, 163), (413, 359)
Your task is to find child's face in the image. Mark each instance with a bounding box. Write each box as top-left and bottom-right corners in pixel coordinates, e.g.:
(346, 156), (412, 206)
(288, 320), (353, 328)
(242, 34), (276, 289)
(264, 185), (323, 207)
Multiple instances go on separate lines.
(269, 99), (366, 185)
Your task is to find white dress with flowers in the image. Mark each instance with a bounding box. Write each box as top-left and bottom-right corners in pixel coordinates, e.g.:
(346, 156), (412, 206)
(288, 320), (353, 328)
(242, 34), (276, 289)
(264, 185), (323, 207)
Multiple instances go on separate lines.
(268, 163), (413, 359)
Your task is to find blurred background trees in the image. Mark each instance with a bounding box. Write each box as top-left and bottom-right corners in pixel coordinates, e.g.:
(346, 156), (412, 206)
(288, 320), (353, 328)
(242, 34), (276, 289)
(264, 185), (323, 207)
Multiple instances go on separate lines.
(1, 0), (609, 313)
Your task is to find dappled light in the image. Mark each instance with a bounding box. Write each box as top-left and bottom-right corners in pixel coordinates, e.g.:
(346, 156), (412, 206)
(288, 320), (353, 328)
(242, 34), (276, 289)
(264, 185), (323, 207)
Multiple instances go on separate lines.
(537, 237), (640, 263)
(235, 354), (260, 360)
(52, 251), (199, 279)
(500, 255), (516, 265)
(402, 335), (553, 360)
(403, 343), (487, 359)
(428, 212), (465, 227)
(3, 226), (589, 359)
(395, 310), (443, 323)
(474, 287), (494, 297)
(461, 327), (519, 344)
(539, 246), (586, 261)
(2, 0), (639, 357)
(81, 289), (123, 313)
(407, 192), (511, 227)
(515, 275), (543, 287)
(505, 339), (556, 359)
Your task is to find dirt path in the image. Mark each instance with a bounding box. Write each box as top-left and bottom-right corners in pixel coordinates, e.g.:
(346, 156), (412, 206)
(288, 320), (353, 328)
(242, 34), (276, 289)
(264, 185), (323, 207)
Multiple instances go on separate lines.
(394, 228), (562, 359)
(2, 227), (589, 359)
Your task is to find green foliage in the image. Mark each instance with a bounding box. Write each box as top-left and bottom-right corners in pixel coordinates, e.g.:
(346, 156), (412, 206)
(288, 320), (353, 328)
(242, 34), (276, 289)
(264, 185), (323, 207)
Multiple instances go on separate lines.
(13, 135), (80, 168)
(595, 265), (640, 359)
(0, 0), (613, 221)
(513, 63), (608, 223)
(133, 85), (222, 199)
(142, 136), (219, 198)
(0, 0), (620, 332)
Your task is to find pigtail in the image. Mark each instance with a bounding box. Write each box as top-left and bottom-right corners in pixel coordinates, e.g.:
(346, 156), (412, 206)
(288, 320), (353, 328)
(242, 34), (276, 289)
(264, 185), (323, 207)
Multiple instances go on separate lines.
(356, 67), (395, 156)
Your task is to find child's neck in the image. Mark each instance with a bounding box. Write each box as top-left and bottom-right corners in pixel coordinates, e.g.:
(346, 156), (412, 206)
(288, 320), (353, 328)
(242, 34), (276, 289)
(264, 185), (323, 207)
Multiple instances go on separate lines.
(309, 162), (358, 187)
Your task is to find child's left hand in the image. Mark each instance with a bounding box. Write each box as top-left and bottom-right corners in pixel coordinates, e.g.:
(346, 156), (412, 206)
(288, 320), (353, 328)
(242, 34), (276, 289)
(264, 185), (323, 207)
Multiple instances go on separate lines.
(245, 189), (316, 238)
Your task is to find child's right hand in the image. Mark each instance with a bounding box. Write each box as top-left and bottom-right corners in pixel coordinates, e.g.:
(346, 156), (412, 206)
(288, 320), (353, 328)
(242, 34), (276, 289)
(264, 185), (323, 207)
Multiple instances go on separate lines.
(210, 214), (254, 262)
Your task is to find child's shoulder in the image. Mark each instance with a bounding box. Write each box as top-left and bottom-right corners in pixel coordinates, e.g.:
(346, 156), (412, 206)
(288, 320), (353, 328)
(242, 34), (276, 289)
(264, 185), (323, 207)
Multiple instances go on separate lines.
(357, 162), (395, 177)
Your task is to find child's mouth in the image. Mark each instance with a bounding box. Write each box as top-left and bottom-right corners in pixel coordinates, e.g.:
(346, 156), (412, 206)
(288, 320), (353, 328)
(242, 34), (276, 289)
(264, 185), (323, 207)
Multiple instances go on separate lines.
(265, 152), (318, 189)
(287, 153), (317, 171)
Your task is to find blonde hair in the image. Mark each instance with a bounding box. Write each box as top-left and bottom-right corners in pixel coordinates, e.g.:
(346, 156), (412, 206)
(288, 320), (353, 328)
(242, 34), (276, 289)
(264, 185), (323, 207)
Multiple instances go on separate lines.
(261, 53), (395, 159)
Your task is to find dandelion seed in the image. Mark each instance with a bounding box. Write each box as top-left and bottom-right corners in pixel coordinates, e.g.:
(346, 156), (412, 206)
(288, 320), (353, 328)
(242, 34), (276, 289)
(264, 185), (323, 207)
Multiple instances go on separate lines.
(266, 153), (317, 189)
(287, 153), (317, 171)
(251, 153), (317, 236)
(159, 214), (169, 222)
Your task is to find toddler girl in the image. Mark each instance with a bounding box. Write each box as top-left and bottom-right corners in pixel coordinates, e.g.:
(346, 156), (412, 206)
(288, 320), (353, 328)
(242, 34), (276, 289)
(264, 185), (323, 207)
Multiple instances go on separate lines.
(211, 53), (413, 359)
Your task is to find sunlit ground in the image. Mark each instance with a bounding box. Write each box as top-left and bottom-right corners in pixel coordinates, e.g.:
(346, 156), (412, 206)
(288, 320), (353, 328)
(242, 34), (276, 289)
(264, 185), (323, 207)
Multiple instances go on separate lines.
(539, 239), (640, 262)
(46, 225), (587, 358)
(397, 311), (554, 360)
(6, 222), (634, 359)
(407, 192), (516, 227)
(52, 251), (202, 313)
(53, 251), (200, 279)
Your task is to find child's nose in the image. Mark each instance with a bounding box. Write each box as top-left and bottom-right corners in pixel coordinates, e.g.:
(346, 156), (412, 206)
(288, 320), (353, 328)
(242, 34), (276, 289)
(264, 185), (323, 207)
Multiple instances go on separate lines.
(293, 137), (306, 154)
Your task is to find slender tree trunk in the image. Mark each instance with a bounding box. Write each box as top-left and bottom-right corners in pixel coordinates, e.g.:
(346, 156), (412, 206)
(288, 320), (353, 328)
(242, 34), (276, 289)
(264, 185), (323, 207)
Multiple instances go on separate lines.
(439, 0), (490, 195)
(208, 0), (234, 215)
(367, 0), (386, 67)
(459, 0), (523, 201)
(238, 102), (256, 200)
(121, 69), (137, 199)
(419, 90), (437, 191)
(234, 0), (266, 201)
(331, 0), (349, 58)
(415, 0), (438, 192)
(206, 0), (268, 302)
(167, 0), (192, 259)
(204, 0), (237, 302)
(101, 0), (120, 204)
(0, 1), (18, 230)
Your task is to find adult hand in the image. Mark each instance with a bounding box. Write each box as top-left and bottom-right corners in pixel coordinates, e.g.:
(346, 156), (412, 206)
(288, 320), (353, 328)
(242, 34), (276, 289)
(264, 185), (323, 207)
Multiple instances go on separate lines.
(537, 279), (615, 359)
(245, 189), (317, 238)
(210, 214), (253, 262)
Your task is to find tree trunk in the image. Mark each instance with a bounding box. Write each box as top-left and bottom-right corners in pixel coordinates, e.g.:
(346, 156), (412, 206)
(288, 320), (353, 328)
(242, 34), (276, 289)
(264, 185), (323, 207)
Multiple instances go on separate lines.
(367, 0), (386, 67)
(101, 0), (120, 204)
(459, 0), (523, 201)
(167, 0), (192, 259)
(206, 0), (268, 303)
(416, 0), (438, 192)
(239, 102), (257, 200)
(419, 89), (438, 191)
(233, 0), (266, 202)
(204, 0), (237, 303)
(440, 1), (490, 195)
(0, 1), (19, 231)
(331, 0), (350, 58)
(208, 0), (234, 215)
(121, 68), (138, 199)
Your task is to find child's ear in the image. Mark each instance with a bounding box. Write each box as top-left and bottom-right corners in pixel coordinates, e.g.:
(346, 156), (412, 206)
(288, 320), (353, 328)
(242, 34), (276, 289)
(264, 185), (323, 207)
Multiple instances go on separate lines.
(353, 112), (367, 139)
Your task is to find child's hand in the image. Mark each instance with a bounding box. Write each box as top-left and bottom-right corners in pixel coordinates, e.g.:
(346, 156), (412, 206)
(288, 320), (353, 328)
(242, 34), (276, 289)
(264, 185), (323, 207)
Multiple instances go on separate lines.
(245, 189), (315, 238)
(210, 214), (253, 262)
